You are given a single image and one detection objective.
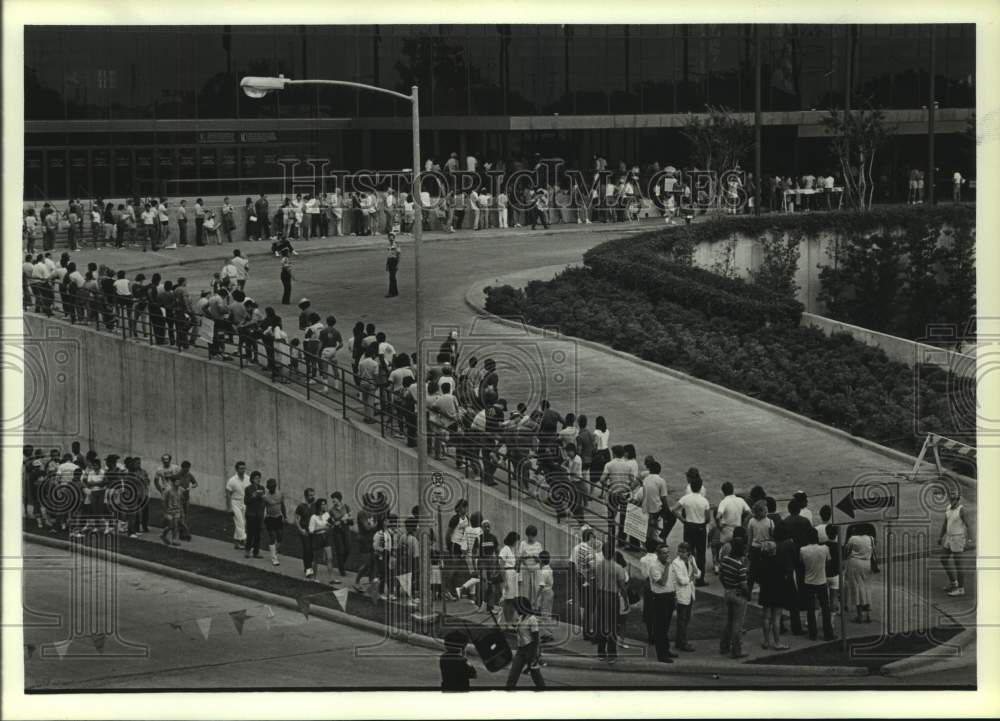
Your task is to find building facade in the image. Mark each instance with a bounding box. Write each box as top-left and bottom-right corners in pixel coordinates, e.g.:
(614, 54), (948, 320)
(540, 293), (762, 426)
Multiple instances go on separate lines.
(24, 24), (975, 200)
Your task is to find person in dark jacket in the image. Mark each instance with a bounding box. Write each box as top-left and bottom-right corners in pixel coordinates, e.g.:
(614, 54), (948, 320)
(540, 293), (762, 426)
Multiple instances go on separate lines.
(243, 471), (266, 559)
(439, 630), (476, 691)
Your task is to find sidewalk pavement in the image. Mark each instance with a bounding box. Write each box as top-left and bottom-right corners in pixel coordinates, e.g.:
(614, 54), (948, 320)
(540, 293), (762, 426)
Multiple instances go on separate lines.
(61, 215), (688, 274)
(123, 519), (857, 669)
(471, 267), (978, 639)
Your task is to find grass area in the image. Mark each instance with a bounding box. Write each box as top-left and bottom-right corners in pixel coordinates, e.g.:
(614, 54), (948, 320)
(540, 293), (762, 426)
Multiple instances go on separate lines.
(747, 627), (966, 671)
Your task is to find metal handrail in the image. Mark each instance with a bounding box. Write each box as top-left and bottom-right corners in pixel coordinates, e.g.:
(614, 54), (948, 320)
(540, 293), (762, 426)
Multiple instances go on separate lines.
(23, 285), (619, 545)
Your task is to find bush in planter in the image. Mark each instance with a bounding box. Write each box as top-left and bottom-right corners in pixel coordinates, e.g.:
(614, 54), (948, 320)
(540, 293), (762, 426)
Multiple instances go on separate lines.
(484, 267), (973, 461)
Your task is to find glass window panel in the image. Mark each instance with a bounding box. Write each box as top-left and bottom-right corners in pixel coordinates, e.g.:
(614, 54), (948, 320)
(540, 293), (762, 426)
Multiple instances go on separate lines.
(275, 29), (315, 118)
(538, 31), (566, 114)
(25, 28), (64, 120)
(313, 32), (356, 118)
(199, 148), (219, 195)
(678, 33), (706, 111)
(173, 32), (197, 119)
(943, 26), (974, 107)
(609, 33), (640, 114)
(47, 150), (67, 200)
(69, 149), (90, 199)
(91, 149), (111, 198)
(358, 33), (396, 116)
(178, 147), (198, 196)
(25, 150), (45, 200)
(798, 26), (833, 111)
(106, 29), (149, 119)
(233, 29), (277, 119)
(507, 34), (540, 113)
(706, 30), (744, 110)
(430, 36), (467, 115)
(157, 148), (176, 193)
(569, 34), (609, 114)
(468, 33), (504, 115)
(135, 148), (154, 193)
(195, 29), (238, 118)
(64, 29), (107, 120)
(766, 35), (797, 111)
(113, 148), (132, 198)
(638, 34), (676, 113)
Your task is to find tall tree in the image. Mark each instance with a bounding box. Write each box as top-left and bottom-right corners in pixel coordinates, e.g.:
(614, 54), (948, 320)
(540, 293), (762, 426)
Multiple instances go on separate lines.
(821, 101), (895, 210)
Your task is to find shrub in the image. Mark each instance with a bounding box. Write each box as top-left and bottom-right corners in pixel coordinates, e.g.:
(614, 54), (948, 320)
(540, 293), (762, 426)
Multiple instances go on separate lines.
(486, 267), (974, 462)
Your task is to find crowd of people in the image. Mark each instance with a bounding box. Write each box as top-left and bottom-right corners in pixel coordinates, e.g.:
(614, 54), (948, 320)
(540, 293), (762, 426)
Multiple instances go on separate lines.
(22, 189), (974, 680)
(26, 151), (900, 257)
(25, 415), (967, 676)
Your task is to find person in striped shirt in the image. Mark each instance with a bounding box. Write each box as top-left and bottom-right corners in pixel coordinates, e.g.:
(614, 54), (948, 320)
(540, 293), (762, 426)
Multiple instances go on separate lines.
(719, 537), (750, 659)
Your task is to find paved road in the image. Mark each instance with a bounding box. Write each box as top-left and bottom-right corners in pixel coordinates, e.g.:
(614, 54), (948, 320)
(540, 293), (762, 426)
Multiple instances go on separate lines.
(19, 542), (973, 691)
(134, 227), (977, 512)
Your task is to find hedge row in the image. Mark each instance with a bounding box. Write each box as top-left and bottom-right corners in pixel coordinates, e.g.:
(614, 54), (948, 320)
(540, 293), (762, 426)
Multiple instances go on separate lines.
(484, 267), (975, 464)
(585, 252), (804, 327)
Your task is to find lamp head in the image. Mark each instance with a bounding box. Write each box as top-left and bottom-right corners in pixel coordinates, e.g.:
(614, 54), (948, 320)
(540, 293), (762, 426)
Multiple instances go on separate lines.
(240, 75), (288, 98)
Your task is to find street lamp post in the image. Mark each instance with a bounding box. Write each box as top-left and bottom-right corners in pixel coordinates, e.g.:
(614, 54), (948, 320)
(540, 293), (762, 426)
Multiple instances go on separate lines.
(241, 76), (432, 620)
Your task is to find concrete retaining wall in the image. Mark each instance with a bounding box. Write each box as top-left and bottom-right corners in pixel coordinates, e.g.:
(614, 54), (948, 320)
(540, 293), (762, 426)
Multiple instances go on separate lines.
(23, 314), (573, 557)
(801, 312), (975, 378)
(689, 225), (964, 315)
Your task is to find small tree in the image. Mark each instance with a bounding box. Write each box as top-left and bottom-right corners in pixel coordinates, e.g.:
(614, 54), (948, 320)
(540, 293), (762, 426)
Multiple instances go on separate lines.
(682, 106), (754, 208)
(821, 101), (895, 210)
(749, 233), (802, 299)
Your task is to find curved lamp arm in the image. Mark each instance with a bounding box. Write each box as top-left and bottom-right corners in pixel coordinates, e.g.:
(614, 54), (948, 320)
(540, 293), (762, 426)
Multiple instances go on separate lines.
(240, 75), (414, 103)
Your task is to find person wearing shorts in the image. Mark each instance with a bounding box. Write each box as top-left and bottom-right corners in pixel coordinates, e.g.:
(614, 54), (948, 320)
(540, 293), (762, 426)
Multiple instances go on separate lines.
(939, 488), (973, 596)
(263, 478), (286, 566)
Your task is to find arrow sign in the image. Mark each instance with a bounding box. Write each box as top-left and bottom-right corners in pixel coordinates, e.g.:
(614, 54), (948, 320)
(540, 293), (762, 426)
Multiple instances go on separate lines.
(830, 482), (900, 524)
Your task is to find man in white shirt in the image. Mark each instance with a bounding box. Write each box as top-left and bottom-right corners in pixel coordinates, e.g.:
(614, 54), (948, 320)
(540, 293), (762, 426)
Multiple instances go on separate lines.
(673, 474), (711, 586)
(715, 481), (751, 545)
(465, 153), (477, 173)
(799, 527), (835, 641)
(600, 445), (634, 504)
(571, 528), (598, 640)
(496, 190), (509, 229)
(230, 249), (249, 290)
(468, 189), (480, 231)
(636, 538), (660, 644)
(226, 461), (251, 550)
(952, 170), (963, 202)
(646, 543), (676, 662)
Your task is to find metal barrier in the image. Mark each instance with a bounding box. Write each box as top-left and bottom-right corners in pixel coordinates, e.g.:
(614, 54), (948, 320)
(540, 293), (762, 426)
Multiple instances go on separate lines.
(23, 283), (620, 546)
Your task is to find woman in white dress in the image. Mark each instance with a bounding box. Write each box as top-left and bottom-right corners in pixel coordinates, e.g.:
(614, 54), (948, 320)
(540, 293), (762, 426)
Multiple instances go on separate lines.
(500, 531), (521, 624)
(844, 524), (876, 623)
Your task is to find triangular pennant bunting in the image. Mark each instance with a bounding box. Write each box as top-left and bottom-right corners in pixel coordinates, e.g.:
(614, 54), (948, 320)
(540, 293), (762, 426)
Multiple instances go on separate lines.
(91, 633), (107, 654)
(264, 605), (275, 619)
(396, 572), (412, 598)
(25, 644), (37, 661)
(52, 640), (72, 660)
(296, 597), (311, 620)
(333, 588), (350, 611)
(229, 609), (251, 636)
(168, 622), (184, 632)
(195, 617), (213, 640)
